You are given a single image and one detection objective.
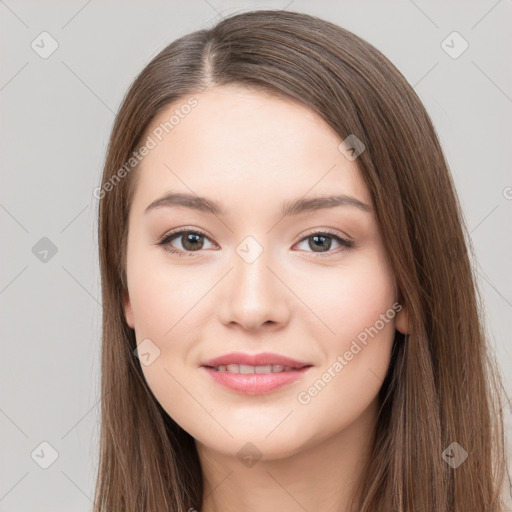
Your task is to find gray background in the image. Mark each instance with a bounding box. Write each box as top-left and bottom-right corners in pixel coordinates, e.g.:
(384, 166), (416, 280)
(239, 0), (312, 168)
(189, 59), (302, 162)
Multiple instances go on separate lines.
(1, 0), (511, 510)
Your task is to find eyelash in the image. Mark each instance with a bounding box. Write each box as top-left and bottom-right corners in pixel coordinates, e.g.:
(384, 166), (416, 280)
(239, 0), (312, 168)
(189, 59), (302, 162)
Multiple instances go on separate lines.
(156, 228), (355, 258)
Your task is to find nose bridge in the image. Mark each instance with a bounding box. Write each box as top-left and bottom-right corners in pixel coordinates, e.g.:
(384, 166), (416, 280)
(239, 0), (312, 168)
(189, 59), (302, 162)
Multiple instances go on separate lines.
(219, 234), (288, 329)
(232, 234), (277, 304)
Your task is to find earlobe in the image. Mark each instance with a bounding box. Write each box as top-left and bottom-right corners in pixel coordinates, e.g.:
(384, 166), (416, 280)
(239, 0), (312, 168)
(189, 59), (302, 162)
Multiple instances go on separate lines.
(123, 292), (135, 329)
(393, 283), (410, 335)
(395, 305), (410, 335)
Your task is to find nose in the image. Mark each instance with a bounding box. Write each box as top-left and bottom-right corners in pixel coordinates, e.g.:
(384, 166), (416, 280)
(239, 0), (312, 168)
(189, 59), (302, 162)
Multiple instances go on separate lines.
(218, 244), (290, 332)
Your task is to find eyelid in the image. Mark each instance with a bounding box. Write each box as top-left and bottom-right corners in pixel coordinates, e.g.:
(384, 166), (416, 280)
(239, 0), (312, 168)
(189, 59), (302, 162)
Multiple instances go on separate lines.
(295, 227), (353, 245)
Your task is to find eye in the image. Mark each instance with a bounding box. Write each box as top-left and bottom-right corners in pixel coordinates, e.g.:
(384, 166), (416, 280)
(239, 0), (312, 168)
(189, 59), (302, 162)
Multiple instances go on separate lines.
(156, 229), (216, 257)
(294, 230), (355, 256)
(156, 228), (355, 257)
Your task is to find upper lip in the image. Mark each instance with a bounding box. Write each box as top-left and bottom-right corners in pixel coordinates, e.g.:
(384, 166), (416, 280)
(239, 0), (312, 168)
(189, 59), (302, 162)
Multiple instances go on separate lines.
(200, 352), (312, 369)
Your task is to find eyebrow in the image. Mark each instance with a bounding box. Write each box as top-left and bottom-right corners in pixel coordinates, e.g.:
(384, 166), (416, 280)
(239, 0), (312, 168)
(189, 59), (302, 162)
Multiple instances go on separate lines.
(144, 192), (372, 217)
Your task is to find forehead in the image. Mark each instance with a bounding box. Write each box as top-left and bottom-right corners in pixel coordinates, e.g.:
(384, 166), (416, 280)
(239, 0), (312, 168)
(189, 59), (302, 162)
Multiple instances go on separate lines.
(130, 86), (371, 217)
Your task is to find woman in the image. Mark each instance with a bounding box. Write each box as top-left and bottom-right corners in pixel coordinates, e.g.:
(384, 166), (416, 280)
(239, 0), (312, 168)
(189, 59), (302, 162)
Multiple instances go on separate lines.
(94, 9), (509, 512)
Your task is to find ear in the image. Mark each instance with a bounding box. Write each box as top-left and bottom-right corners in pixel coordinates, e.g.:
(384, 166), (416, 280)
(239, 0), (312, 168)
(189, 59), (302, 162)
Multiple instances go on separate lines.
(123, 291), (135, 329)
(395, 304), (410, 335)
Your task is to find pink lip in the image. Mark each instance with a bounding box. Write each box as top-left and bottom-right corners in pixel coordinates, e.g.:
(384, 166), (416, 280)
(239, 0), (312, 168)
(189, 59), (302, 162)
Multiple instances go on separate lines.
(200, 352), (313, 395)
(201, 366), (312, 395)
(200, 352), (312, 369)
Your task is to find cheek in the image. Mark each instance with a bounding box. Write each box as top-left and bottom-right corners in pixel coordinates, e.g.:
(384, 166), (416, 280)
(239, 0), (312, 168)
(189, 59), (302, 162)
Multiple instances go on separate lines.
(292, 254), (397, 430)
(297, 252), (397, 349)
(126, 248), (206, 340)
(126, 253), (205, 431)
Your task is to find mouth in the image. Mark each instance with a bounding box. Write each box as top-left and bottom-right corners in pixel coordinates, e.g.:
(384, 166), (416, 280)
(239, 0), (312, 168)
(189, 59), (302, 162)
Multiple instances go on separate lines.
(204, 363), (311, 374)
(199, 352), (313, 395)
(200, 351), (312, 370)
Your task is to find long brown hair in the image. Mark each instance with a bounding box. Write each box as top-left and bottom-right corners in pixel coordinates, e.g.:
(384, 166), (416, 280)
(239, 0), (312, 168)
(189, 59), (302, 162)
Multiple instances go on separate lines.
(95, 9), (509, 511)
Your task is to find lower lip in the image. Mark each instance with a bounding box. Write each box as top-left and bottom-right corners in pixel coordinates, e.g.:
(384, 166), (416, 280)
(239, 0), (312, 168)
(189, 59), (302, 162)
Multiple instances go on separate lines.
(201, 366), (312, 395)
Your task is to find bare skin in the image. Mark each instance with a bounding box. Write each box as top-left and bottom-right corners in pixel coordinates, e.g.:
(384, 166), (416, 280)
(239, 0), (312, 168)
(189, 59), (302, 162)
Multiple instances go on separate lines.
(123, 85), (409, 512)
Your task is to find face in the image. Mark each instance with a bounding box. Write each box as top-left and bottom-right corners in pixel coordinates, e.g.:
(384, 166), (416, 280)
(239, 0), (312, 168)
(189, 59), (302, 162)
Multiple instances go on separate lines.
(123, 85), (408, 460)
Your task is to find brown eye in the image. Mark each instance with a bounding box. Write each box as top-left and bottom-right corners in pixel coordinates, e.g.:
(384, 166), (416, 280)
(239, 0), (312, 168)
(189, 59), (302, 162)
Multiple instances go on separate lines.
(157, 229), (216, 256)
(177, 232), (205, 251)
(295, 231), (354, 255)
